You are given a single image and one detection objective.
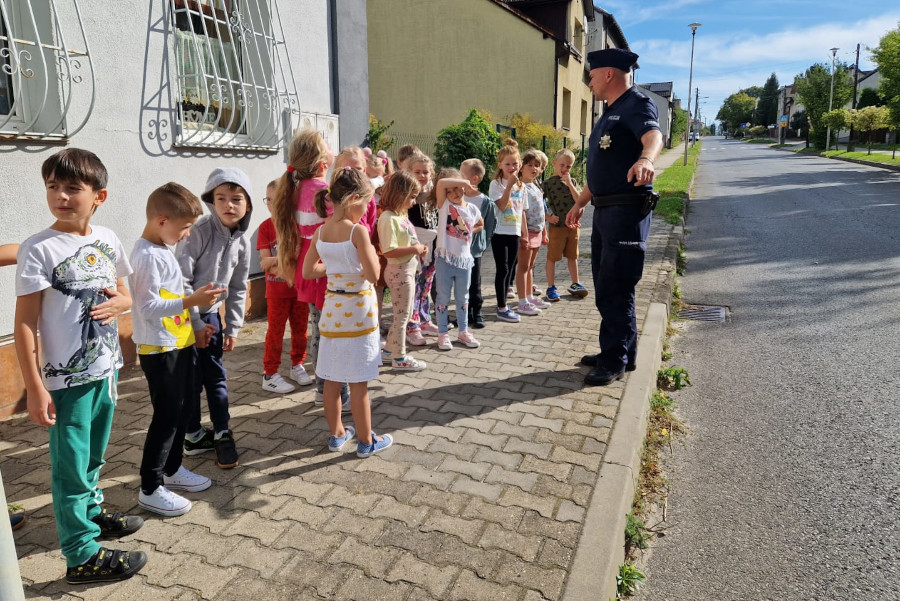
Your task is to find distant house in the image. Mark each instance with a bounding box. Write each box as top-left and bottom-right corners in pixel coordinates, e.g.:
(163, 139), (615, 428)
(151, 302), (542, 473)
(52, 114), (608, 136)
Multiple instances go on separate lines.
(367, 0), (608, 148)
(638, 82), (675, 148)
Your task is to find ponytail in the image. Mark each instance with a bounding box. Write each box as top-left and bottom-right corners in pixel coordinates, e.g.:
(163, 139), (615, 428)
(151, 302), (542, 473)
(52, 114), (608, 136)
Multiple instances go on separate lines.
(272, 171), (299, 285)
(314, 188), (330, 219)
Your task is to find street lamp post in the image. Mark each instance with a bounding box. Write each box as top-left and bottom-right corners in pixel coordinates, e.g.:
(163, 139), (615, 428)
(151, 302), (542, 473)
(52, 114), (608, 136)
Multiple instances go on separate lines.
(825, 47), (838, 151)
(683, 22), (701, 166)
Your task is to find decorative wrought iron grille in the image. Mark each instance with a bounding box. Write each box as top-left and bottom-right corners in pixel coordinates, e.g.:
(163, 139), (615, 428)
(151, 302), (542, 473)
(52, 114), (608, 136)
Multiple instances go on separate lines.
(171, 0), (299, 150)
(0, 0), (96, 140)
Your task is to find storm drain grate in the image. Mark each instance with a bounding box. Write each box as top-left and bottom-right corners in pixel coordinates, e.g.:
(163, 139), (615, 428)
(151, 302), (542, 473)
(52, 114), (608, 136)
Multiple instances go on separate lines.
(677, 304), (728, 323)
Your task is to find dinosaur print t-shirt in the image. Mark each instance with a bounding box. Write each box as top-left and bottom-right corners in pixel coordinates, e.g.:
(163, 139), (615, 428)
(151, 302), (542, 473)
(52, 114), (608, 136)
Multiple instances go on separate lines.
(16, 226), (132, 391)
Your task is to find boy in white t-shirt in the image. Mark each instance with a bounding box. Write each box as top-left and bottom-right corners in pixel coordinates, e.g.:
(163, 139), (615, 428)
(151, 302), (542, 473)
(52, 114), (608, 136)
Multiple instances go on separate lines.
(14, 148), (147, 584)
(130, 183), (224, 518)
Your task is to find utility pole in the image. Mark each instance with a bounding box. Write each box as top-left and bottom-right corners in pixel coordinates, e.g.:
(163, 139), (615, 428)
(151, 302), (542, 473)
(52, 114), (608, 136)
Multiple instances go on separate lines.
(780, 86), (787, 144)
(826, 47), (838, 151)
(847, 43), (860, 152)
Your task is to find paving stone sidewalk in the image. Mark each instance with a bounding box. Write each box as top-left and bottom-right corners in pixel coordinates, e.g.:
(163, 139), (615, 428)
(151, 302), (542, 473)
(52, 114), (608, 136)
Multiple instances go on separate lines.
(2, 176), (680, 600)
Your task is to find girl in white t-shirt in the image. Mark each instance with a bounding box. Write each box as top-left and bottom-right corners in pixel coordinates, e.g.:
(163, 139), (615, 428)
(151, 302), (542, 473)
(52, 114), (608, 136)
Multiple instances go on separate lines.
(377, 170), (428, 371)
(489, 139), (527, 323)
(432, 168), (484, 350)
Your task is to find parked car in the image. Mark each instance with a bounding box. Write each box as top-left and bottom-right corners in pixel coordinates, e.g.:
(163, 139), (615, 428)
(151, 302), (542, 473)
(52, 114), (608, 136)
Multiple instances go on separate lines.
(689, 132), (698, 142)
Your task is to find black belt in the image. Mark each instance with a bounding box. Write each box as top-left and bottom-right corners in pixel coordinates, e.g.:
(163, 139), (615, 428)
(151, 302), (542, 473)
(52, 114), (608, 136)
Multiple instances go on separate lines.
(591, 193), (645, 207)
(591, 191), (659, 217)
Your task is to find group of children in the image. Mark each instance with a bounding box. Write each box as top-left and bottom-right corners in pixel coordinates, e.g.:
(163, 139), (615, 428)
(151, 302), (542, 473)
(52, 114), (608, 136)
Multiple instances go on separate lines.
(6, 131), (590, 584)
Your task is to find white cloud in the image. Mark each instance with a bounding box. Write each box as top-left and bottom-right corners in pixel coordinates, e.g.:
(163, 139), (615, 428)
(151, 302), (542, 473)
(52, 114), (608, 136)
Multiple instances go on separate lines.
(602, 0), (708, 26)
(631, 13), (898, 119)
(633, 14), (897, 71)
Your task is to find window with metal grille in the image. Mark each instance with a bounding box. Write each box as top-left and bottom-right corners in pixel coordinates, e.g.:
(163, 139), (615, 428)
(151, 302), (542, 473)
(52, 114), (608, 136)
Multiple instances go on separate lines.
(170, 0), (299, 150)
(0, 0), (95, 140)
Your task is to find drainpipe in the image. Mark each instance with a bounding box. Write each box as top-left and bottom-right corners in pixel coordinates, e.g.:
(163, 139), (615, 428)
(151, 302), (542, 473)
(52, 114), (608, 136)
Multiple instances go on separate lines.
(329, 0), (340, 118)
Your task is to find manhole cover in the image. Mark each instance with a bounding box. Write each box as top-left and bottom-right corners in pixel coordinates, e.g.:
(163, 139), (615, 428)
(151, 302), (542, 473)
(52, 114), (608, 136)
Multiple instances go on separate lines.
(677, 304), (728, 322)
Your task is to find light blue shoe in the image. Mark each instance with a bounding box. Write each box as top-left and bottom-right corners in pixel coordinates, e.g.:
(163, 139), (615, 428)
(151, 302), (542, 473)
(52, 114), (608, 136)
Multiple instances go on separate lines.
(356, 432), (393, 458)
(328, 425), (356, 452)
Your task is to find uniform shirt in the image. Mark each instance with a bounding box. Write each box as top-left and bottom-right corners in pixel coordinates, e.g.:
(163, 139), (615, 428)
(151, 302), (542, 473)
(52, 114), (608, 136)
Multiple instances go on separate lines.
(587, 87), (660, 197)
(129, 238), (195, 354)
(16, 226), (132, 391)
(256, 217), (295, 299)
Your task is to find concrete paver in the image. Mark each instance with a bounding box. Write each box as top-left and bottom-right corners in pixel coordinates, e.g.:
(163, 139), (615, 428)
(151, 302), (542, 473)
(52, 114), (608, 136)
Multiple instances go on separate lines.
(1, 152), (683, 599)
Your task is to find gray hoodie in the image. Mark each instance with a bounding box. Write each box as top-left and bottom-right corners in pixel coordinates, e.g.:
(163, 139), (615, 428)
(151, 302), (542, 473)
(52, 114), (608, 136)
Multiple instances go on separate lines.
(176, 168), (254, 338)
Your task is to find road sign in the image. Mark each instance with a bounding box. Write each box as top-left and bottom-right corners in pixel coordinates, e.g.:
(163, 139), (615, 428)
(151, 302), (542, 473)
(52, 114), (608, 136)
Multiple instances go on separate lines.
(780, 115), (788, 123)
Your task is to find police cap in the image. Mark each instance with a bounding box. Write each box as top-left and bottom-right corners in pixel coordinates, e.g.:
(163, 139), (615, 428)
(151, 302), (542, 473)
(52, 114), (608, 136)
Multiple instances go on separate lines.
(587, 48), (639, 72)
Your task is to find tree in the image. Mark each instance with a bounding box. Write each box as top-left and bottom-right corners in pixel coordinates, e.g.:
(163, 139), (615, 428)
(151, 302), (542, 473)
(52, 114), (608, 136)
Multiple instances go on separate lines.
(821, 108), (852, 133)
(791, 110), (809, 141)
(857, 88), (883, 109)
(434, 109), (501, 192)
(716, 93), (755, 133)
(671, 107), (689, 142)
(739, 85), (764, 98)
(872, 24), (900, 145)
(795, 62), (853, 149)
(853, 105), (891, 153)
(754, 73), (780, 126)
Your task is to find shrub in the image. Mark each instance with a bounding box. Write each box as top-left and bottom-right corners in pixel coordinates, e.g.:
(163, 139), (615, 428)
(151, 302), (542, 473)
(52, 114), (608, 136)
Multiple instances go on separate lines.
(434, 109), (502, 192)
(366, 115), (394, 153)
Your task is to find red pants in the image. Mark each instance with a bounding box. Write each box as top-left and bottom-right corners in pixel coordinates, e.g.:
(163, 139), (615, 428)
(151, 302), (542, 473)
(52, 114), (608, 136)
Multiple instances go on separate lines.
(264, 295), (309, 375)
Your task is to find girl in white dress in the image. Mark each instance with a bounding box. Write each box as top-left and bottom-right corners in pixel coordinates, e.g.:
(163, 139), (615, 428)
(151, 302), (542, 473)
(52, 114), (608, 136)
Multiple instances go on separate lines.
(302, 168), (393, 458)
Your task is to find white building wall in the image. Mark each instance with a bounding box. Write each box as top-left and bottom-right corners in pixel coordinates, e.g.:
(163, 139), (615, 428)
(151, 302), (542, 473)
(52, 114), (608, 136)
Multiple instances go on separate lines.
(0, 1), (366, 337)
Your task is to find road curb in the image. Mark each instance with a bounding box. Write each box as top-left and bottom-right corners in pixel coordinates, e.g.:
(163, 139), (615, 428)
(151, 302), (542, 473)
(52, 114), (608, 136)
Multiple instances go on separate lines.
(562, 302), (668, 601)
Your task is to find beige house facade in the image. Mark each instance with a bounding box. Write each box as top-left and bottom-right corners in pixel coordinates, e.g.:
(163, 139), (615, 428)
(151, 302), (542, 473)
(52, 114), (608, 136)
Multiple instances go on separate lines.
(367, 0), (600, 144)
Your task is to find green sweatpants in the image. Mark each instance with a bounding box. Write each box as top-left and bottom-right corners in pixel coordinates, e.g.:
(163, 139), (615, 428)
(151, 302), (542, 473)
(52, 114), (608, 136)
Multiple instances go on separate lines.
(48, 374), (117, 567)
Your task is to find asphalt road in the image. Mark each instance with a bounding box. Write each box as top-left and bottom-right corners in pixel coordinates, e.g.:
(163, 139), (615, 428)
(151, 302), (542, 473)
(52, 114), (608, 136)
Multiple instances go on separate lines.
(637, 138), (900, 600)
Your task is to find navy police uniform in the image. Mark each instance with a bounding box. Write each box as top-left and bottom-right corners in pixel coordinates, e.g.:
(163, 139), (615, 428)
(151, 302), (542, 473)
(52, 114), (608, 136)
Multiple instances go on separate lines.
(585, 50), (660, 380)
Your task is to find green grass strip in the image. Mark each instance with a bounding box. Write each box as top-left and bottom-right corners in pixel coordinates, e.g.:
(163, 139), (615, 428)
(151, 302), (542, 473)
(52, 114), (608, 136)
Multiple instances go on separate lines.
(822, 150), (900, 166)
(654, 142), (701, 224)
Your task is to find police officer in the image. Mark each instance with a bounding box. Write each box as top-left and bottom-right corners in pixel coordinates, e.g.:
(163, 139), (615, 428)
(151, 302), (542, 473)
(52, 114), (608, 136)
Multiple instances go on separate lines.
(566, 48), (663, 386)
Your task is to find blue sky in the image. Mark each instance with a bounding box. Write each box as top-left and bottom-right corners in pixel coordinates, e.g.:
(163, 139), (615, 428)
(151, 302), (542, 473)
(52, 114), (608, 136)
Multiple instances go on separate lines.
(598, 0), (900, 125)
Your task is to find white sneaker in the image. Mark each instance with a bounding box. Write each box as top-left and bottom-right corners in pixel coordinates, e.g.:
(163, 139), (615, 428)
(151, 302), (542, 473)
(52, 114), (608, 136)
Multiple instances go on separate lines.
(290, 364), (313, 386)
(138, 486), (192, 517)
(261, 373), (295, 394)
(420, 321), (440, 337)
(530, 297), (552, 309)
(506, 287), (515, 299)
(381, 348), (392, 365)
(517, 301), (541, 316)
(163, 465), (212, 492)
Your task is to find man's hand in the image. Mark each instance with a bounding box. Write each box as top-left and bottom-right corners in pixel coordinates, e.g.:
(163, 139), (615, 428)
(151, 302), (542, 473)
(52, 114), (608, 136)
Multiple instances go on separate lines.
(626, 158), (655, 187)
(223, 335), (237, 352)
(91, 287), (130, 325)
(566, 205), (585, 229)
(28, 388), (56, 427)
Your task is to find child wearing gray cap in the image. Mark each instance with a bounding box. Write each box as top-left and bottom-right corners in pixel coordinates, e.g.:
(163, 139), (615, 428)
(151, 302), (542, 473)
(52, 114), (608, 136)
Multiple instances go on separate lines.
(176, 167), (254, 469)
